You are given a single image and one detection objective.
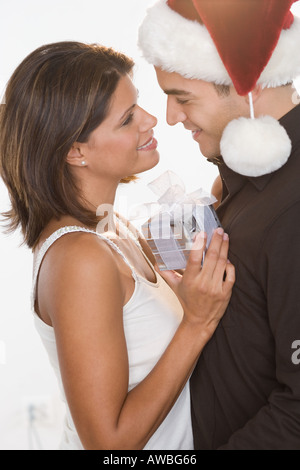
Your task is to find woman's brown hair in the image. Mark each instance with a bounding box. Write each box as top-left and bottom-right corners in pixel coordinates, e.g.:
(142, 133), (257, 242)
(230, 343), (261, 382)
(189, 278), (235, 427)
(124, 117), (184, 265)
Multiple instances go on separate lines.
(0, 41), (135, 248)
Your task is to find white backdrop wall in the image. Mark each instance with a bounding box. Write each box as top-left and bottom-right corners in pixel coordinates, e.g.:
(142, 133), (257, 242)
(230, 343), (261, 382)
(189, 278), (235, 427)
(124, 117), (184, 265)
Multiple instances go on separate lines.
(1, 0), (300, 450)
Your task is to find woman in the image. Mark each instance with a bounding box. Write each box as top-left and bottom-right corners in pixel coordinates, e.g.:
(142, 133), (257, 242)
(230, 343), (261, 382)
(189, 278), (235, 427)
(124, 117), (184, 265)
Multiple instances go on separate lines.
(0, 42), (235, 450)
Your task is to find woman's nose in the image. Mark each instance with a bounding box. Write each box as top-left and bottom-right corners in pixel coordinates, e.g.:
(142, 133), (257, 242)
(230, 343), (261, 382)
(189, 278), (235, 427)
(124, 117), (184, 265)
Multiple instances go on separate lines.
(139, 107), (158, 132)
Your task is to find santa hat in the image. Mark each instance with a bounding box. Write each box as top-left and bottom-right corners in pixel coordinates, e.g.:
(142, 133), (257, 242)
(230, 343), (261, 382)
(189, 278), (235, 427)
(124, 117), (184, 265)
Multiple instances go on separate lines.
(138, 0), (300, 177)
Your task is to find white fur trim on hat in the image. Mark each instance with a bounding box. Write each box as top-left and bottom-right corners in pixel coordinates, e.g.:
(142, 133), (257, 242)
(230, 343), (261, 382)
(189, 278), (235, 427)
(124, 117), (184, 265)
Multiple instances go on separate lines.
(259, 17), (300, 88)
(138, 0), (231, 85)
(138, 0), (300, 90)
(220, 116), (292, 177)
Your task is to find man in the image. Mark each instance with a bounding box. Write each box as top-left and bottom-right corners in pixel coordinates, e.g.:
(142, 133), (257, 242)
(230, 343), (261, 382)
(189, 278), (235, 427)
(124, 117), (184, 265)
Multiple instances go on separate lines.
(138, 0), (300, 449)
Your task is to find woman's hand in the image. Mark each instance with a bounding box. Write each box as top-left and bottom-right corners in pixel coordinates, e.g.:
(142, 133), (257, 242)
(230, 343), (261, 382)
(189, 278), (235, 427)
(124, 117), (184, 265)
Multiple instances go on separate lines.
(157, 228), (235, 338)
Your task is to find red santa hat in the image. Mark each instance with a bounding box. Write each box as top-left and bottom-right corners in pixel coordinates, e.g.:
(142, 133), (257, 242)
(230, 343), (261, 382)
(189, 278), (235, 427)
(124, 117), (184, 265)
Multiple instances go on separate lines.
(138, 0), (300, 177)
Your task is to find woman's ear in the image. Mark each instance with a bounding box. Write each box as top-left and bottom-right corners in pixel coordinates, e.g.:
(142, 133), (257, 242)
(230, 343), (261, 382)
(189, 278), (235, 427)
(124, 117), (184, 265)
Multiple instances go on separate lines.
(66, 144), (87, 167)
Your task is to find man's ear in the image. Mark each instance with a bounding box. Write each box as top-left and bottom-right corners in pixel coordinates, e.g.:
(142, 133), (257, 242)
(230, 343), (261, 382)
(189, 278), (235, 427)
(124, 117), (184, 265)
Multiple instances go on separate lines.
(245, 84), (263, 105)
(66, 144), (86, 167)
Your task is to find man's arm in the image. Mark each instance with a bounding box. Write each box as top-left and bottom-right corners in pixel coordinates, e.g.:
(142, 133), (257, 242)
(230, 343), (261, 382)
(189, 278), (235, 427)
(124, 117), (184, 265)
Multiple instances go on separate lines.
(211, 175), (223, 209)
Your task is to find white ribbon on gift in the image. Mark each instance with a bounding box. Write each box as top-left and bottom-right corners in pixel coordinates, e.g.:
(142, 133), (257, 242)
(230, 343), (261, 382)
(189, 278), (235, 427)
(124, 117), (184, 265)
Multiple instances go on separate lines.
(128, 170), (217, 223)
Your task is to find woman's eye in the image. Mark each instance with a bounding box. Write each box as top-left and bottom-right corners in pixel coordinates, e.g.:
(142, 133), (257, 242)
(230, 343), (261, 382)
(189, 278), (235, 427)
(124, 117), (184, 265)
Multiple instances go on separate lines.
(122, 113), (134, 126)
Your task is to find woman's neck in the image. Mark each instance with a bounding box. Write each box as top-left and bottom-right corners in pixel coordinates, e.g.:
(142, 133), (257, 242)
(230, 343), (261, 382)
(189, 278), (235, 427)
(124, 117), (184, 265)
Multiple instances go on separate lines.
(80, 176), (118, 211)
(34, 178), (121, 252)
(78, 175), (119, 233)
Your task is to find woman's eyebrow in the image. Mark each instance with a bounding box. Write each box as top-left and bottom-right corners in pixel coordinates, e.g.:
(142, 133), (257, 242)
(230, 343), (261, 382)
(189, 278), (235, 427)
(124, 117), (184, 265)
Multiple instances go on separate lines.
(119, 103), (136, 122)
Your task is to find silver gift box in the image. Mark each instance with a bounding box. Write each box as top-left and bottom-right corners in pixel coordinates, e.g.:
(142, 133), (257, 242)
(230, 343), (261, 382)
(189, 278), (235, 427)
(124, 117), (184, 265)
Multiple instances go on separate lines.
(135, 171), (221, 271)
(142, 203), (221, 271)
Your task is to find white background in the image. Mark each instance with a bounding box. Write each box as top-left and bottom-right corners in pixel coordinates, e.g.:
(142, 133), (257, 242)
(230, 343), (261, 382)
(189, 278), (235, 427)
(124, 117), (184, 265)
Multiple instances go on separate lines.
(0, 0), (300, 450)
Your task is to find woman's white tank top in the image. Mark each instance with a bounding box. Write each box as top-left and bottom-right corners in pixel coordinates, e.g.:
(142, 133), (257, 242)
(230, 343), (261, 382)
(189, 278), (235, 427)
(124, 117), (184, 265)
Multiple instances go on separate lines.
(31, 222), (193, 450)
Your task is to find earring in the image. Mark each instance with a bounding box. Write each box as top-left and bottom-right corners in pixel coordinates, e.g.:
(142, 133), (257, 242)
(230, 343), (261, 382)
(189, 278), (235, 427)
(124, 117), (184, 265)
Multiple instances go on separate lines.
(81, 161), (86, 166)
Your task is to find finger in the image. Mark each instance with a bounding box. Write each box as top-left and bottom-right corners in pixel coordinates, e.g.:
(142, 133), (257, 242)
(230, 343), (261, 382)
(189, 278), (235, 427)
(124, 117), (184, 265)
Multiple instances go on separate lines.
(175, 269), (185, 275)
(211, 233), (230, 282)
(153, 262), (161, 273)
(200, 228), (225, 280)
(159, 269), (182, 292)
(183, 231), (207, 281)
(223, 261), (236, 291)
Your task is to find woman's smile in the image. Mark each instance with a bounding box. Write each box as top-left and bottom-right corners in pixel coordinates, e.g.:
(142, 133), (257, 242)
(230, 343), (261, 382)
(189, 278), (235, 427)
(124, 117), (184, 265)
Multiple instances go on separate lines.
(137, 136), (158, 151)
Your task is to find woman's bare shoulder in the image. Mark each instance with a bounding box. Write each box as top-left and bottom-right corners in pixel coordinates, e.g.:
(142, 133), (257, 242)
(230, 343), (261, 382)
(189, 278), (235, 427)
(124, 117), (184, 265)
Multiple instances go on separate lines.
(35, 229), (126, 329)
(39, 230), (124, 307)
(44, 230), (116, 269)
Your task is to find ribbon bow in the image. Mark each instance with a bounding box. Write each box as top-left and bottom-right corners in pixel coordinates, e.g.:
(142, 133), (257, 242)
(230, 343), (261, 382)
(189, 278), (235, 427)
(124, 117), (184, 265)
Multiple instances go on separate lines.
(128, 170), (217, 222)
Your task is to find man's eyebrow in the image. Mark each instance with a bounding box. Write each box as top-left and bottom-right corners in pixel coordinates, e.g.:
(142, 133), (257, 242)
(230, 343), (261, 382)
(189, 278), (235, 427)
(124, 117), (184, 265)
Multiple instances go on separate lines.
(163, 89), (192, 96)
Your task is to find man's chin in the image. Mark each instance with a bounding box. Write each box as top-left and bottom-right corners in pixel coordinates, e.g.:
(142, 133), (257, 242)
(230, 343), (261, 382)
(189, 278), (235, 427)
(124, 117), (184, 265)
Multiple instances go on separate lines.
(198, 146), (223, 166)
(196, 142), (223, 166)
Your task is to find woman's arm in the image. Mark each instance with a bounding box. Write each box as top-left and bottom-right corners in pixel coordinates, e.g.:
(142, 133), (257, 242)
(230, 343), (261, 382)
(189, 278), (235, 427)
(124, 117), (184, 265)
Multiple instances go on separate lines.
(40, 229), (234, 450)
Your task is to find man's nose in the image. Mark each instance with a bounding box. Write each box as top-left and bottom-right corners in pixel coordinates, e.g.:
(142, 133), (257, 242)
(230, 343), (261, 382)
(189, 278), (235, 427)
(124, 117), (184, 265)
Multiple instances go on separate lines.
(166, 96), (187, 126)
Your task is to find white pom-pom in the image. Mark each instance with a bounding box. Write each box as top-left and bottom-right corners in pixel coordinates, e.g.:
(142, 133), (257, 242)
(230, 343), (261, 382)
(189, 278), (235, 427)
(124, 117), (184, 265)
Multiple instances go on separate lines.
(220, 116), (292, 177)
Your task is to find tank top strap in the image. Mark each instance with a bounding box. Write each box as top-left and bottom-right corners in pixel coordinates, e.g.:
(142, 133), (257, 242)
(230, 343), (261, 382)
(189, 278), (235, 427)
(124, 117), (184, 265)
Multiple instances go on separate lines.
(32, 225), (139, 308)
